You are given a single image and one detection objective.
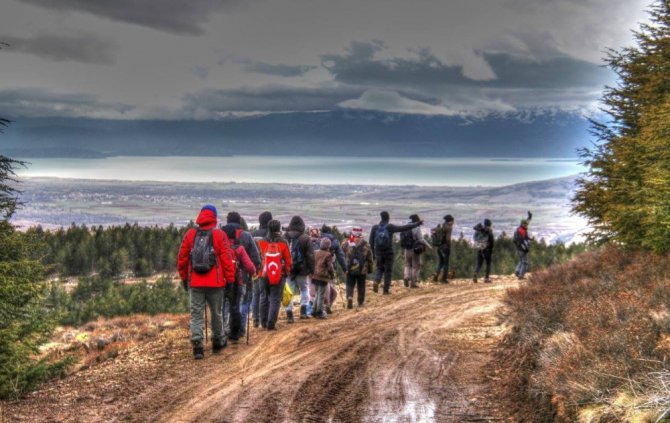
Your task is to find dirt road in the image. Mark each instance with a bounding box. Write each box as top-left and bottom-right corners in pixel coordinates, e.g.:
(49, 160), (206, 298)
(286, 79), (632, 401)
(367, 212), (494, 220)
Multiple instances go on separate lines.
(4, 278), (518, 422)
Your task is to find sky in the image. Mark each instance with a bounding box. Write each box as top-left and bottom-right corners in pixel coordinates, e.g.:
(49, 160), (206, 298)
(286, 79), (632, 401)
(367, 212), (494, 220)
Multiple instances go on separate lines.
(0, 0), (651, 122)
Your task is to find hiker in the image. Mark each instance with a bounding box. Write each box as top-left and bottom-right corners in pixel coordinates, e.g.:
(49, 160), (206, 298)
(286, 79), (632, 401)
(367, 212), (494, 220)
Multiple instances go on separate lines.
(221, 212), (260, 342)
(312, 237), (335, 319)
(257, 219), (291, 330)
(472, 219), (495, 283)
(369, 211), (423, 295)
(342, 226), (374, 308)
(432, 214), (454, 283)
(236, 216), (256, 336)
(283, 215), (315, 322)
(250, 211), (273, 328)
(319, 225), (346, 313)
(177, 204), (236, 359)
(400, 214), (432, 288)
(513, 211), (533, 280)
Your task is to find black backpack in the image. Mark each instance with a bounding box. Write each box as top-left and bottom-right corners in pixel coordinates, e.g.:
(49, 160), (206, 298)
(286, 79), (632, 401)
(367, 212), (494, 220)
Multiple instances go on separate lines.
(400, 229), (415, 249)
(191, 228), (216, 274)
(289, 236), (304, 275)
(374, 223), (392, 250)
(348, 243), (366, 276)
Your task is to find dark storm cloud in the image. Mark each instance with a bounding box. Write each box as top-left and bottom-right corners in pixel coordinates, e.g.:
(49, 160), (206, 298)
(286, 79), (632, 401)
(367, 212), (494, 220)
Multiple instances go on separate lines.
(321, 41), (610, 90)
(182, 85), (365, 114)
(1, 33), (118, 65)
(0, 88), (133, 118)
(238, 59), (318, 77)
(19, 0), (246, 35)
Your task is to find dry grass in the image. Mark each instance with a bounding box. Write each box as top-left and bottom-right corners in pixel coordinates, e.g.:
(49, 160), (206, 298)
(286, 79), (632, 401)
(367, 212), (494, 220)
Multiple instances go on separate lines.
(498, 245), (670, 422)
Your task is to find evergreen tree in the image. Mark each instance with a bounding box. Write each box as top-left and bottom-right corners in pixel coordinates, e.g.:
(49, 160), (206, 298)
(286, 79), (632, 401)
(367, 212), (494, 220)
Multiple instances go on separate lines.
(573, 0), (670, 252)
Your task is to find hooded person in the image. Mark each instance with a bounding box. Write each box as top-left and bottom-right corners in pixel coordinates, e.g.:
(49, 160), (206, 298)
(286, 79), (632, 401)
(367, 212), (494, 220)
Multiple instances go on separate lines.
(513, 210), (533, 279)
(250, 211), (272, 327)
(257, 219), (291, 330)
(369, 211), (423, 295)
(401, 214), (432, 288)
(177, 204), (236, 359)
(472, 218), (495, 283)
(312, 237), (335, 319)
(317, 224), (346, 314)
(342, 226), (374, 309)
(434, 214), (454, 283)
(283, 215), (315, 321)
(221, 211), (261, 341)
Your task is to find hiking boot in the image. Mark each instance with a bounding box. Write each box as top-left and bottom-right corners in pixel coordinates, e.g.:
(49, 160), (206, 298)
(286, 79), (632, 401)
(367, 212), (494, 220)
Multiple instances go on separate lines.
(440, 276), (449, 284)
(383, 290), (390, 295)
(300, 305), (310, 319)
(286, 310), (295, 324)
(316, 312), (327, 320)
(212, 338), (227, 353)
(253, 319), (260, 328)
(347, 298), (353, 309)
(373, 282), (379, 293)
(403, 278), (410, 288)
(193, 342), (204, 360)
(325, 305), (332, 314)
(484, 278), (491, 283)
(410, 283), (420, 288)
(472, 274), (478, 283)
(433, 273), (440, 283)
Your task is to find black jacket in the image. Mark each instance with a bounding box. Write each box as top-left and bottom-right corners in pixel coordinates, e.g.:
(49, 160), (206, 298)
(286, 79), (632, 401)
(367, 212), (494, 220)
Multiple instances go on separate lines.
(284, 216), (315, 276)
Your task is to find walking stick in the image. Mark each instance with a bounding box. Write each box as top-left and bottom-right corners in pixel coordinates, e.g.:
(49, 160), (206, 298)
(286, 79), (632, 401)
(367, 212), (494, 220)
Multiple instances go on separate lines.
(246, 299), (251, 345)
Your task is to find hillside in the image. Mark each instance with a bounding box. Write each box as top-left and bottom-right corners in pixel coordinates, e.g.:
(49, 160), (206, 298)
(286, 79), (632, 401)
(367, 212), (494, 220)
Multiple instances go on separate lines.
(2, 277), (519, 422)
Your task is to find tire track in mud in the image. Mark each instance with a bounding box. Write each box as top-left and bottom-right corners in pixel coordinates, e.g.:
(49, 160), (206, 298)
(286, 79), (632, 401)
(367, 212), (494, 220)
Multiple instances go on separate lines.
(127, 279), (518, 422)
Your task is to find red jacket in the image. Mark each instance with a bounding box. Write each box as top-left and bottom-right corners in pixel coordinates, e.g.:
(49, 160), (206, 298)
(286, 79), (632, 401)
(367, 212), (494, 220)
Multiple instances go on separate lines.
(257, 235), (292, 284)
(234, 245), (257, 284)
(177, 209), (236, 288)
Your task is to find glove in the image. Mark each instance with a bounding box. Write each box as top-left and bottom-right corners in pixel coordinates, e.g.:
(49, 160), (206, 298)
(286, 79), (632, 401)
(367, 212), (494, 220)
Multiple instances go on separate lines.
(181, 280), (189, 291)
(527, 210), (533, 220)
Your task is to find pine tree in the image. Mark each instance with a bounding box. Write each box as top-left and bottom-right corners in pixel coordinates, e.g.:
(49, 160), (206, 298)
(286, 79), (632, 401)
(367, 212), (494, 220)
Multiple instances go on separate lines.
(573, 1), (670, 251)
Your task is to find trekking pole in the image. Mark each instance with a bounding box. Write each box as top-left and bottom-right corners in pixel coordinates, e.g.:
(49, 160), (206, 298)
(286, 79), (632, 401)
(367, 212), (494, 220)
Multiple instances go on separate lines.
(246, 300), (251, 345)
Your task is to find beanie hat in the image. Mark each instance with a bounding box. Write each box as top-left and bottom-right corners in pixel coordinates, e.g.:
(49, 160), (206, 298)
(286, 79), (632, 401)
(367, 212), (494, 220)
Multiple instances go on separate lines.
(239, 216), (248, 231)
(268, 219), (281, 234)
(226, 211), (241, 224)
(409, 214), (420, 223)
(320, 237), (332, 250)
(201, 204), (218, 218)
(520, 219), (529, 226)
(321, 224), (332, 234)
(258, 211), (273, 227)
(484, 218), (492, 227)
(351, 226), (363, 237)
(380, 211), (390, 221)
(444, 214), (454, 223)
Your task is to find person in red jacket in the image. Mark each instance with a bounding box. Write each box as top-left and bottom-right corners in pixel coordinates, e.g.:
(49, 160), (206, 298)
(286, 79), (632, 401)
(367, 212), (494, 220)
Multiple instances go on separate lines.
(257, 219), (291, 331)
(177, 204), (236, 359)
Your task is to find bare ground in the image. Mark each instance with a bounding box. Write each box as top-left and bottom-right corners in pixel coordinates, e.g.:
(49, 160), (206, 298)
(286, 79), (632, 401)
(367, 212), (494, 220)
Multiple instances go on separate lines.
(3, 277), (520, 422)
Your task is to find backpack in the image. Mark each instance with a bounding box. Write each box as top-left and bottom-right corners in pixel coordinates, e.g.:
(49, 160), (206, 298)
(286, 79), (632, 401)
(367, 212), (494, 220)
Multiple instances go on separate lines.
(289, 236), (304, 275)
(262, 241), (283, 285)
(473, 228), (489, 251)
(431, 225), (444, 247)
(374, 223), (391, 250)
(400, 229), (415, 249)
(347, 243), (366, 276)
(513, 227), (522, 246)
(191, 228), (216, 274)
(229, 228), (243, 282)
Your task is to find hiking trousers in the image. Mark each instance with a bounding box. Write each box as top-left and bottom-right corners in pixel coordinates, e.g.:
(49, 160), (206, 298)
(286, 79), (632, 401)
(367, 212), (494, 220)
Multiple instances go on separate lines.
(373, 249), (395, 293)
(251, 279), (261, 324)
(259, 277), (285, 330)
(516, 249), (529, 278)
(346, 274), (367, 306)
(285, 274), (309, 312)
(475, 249), (492, 278)
(403, 249), (421, 285)
(313, 279), (328, 316)
(239, 279), (252, 332)
(190, 287), (225, 344)
(223, 282), (243, 340)
(436, 245), (450, 277)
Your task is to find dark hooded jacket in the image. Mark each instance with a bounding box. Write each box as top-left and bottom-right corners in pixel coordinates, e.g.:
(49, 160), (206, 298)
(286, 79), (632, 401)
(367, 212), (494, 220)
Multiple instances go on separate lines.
(283, 216), (315, 277)
(252, 211), (273, 240)
(320, 225), (347, 272)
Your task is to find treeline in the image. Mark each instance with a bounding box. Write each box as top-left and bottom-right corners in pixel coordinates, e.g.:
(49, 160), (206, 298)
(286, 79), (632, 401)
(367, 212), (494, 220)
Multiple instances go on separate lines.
(23, 223), (587, 281)
(23, 223), (188, 277)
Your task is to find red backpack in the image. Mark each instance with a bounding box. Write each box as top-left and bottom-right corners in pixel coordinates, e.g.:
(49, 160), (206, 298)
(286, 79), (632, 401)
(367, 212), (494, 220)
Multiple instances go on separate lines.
(262, 241), (283, 285)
